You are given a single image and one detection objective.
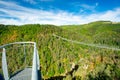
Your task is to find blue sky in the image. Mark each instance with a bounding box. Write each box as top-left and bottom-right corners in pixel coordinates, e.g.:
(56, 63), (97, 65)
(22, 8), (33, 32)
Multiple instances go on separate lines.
(0, 0), (120, 25)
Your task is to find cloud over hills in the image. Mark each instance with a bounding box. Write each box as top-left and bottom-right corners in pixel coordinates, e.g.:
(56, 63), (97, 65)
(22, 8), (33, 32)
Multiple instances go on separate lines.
(0, 1), (120, 25)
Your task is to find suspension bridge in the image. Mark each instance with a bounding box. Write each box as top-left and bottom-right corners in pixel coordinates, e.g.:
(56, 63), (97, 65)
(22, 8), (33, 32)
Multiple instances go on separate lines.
(53, 34), (120, 51)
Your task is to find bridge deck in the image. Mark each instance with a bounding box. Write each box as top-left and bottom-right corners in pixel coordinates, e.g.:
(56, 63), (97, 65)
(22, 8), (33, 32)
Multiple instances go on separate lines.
(10, 68), (32, 80)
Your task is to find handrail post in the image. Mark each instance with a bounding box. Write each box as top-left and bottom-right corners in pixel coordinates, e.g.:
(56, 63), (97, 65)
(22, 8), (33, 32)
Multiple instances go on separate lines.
(2, 48), (9, 80)
(31, 43), (38, 80)
(37, 50), (40, 70)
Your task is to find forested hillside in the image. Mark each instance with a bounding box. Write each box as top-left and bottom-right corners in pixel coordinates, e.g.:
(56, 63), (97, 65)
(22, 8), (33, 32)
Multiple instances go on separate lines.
(0, 21), (120, 80)
(62, 21), (120, 47)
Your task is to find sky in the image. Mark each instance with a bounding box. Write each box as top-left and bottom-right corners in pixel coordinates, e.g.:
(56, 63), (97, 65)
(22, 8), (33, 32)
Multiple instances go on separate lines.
(0, 0), (120, 25)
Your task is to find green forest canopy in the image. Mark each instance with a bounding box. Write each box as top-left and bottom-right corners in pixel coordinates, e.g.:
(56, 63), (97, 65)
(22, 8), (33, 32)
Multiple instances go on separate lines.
(0, 21), (120, 79)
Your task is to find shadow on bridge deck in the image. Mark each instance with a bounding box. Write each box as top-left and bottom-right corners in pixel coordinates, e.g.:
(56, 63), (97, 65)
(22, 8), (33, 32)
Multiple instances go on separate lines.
(10, 67), (42, 80)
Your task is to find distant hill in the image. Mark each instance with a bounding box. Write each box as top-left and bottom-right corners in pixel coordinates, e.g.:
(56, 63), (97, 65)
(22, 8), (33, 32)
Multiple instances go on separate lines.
(0, 21), (120, 79)
(61, 21), (120, 47)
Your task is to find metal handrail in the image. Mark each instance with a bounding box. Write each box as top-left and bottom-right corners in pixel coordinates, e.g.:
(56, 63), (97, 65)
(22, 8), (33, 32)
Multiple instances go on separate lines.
(0, 42), (35, 49)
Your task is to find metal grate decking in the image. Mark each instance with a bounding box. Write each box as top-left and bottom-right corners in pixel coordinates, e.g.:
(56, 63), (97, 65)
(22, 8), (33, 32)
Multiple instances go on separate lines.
(10, 68), (32, 80)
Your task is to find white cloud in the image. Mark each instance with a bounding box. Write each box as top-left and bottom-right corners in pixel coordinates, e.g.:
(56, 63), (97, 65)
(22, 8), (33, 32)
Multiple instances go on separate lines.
(0, 1), (120, 25)
(80, 3), (99, 12)
(81, 4), (95, 10)
(40, 0), (53, 2)
(95, 3), (99, 6)
(72, 2), (99, 12)
(24, 0), (37, 4)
